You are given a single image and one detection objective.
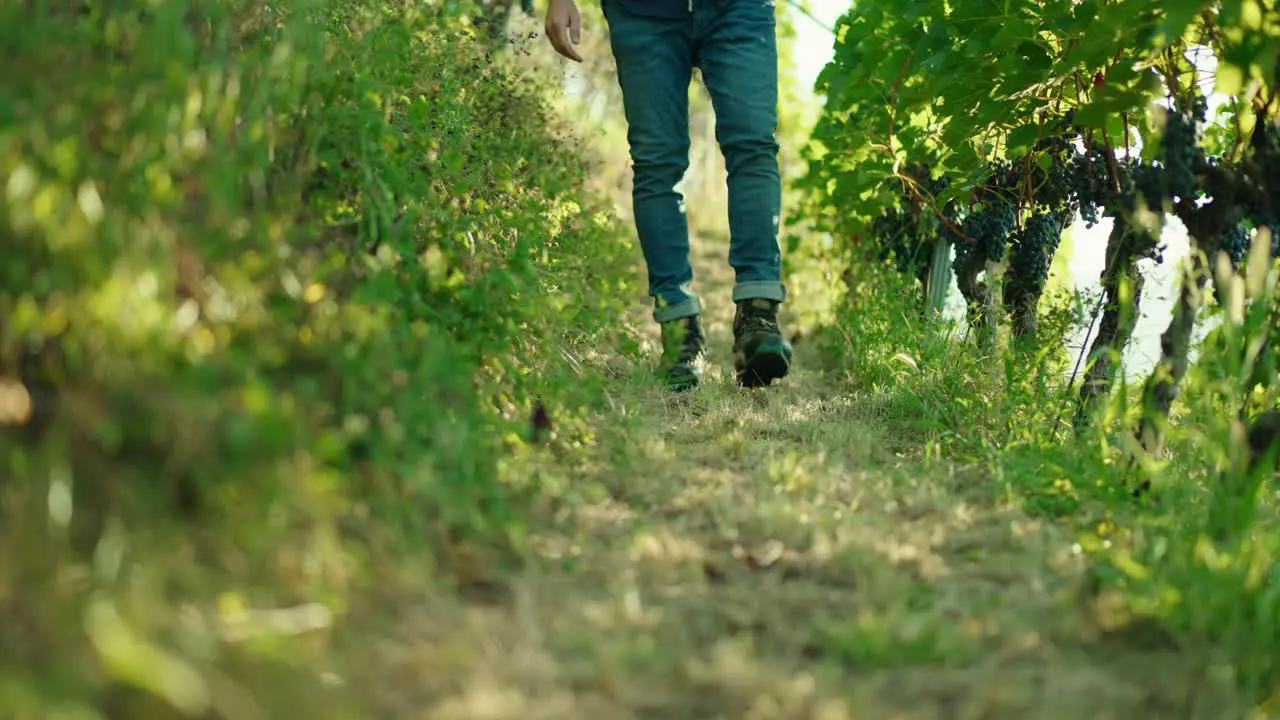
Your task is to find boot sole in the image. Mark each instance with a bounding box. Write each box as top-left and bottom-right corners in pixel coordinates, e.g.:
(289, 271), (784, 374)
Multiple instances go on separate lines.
(665, 375), (699, 392)
(736, 343), (791, 388)
(664, 367), (702, 392)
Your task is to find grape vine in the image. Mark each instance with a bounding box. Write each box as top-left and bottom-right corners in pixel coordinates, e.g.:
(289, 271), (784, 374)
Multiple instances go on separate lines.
(869, 164), (958, 303)
(803, 0), (1280, 447)
(801, 0), (1280, 695)
(1006, 211), (1066, 304)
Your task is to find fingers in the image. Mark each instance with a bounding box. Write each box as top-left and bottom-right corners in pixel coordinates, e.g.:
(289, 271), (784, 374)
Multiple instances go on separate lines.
(569, 8), (581, 45)
(544, 19), (564, 57)
(544, 7), (583, 61)
(557, 24), (584, 62)
(546, 24), (574, 61)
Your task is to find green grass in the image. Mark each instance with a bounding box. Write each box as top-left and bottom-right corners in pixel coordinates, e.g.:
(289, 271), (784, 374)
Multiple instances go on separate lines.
(315, 235), (1252, 719)
(4, 1), (1279, 717)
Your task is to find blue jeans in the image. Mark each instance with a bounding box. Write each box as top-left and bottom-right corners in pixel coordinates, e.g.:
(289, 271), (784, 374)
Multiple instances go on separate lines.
(603, 0), (786, 323)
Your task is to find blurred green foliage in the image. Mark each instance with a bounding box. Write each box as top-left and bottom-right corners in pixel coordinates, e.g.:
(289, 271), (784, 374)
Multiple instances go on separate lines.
(1, 0), (636, 714)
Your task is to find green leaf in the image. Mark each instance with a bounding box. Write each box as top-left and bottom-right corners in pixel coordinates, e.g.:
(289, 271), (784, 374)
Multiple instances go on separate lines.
(1105, 115), (1131, 144)
(1006, 123), (1041, 154)
(1215, 61), (1246, 97)
(1074, 73), (1161, 128)
(1072, 102), (1111, 129)
(1155, 0), (1207, 46)
(1015, 41), (1054, 72)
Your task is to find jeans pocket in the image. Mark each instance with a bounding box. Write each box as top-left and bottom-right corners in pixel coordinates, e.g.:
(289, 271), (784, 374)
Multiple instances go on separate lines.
(725, 0), (776, 27)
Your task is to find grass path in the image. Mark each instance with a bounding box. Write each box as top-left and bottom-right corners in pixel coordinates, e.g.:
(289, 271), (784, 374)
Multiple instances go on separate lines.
(334, 236), (1245, 720)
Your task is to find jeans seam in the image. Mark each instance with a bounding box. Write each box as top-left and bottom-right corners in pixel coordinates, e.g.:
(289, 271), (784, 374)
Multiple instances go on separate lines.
(654, 295), (702, 322)
(732, 282), (786, 302)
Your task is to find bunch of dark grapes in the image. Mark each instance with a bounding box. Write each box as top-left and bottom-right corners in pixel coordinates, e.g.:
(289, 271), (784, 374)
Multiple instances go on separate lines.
(1125, 222), (1166, 264)
(1130, 160), (1169, 212)
(984, 161), (1021, 196)
(1068, 146), (1118, 226)
(1037, 157), (1077, 215)
(1005, 128), (1076, 214)
(1244, 116), (1280, 231)
(1034, 131), (1074, 156)
(1217, 222), (1253, 264)
(1007, 211), (1066, 294)
(1160, 102), (1204, 204)
(871, 208), (930, 278)
(956, 199), (1017, 265)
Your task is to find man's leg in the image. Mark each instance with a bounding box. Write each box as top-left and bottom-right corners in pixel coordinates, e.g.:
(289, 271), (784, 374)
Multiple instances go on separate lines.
(604, 0), (698, 321)
(603, 1), (707, 389)
(696, 0), (792, 386)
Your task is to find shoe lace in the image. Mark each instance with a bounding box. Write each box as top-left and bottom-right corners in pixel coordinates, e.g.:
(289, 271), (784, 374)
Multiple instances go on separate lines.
(664, 319), (704, 364)
(737, 303), (779, 337)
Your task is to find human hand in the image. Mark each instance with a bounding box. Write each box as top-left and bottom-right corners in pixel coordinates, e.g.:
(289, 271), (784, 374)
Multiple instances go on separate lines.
(544, 0), (583, 62)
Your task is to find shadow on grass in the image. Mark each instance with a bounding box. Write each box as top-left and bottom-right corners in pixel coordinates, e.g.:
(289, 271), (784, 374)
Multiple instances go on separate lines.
(331, 354), (1247, 720)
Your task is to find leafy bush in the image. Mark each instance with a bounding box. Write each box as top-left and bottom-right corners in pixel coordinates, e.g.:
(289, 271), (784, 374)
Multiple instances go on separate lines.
(1, 0), (636, 713)
(802, 0), (1280, 703)
(824, 233), (1280, 702)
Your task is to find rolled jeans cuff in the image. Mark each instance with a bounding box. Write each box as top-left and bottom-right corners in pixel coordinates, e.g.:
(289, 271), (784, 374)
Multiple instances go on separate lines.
(653, 295), (703, 323)
(732, 281), (787, 303)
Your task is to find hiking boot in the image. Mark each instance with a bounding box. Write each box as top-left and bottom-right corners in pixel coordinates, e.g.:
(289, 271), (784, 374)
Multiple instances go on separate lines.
(659, 315), (706, 391)
(732, 298), (792, 388)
